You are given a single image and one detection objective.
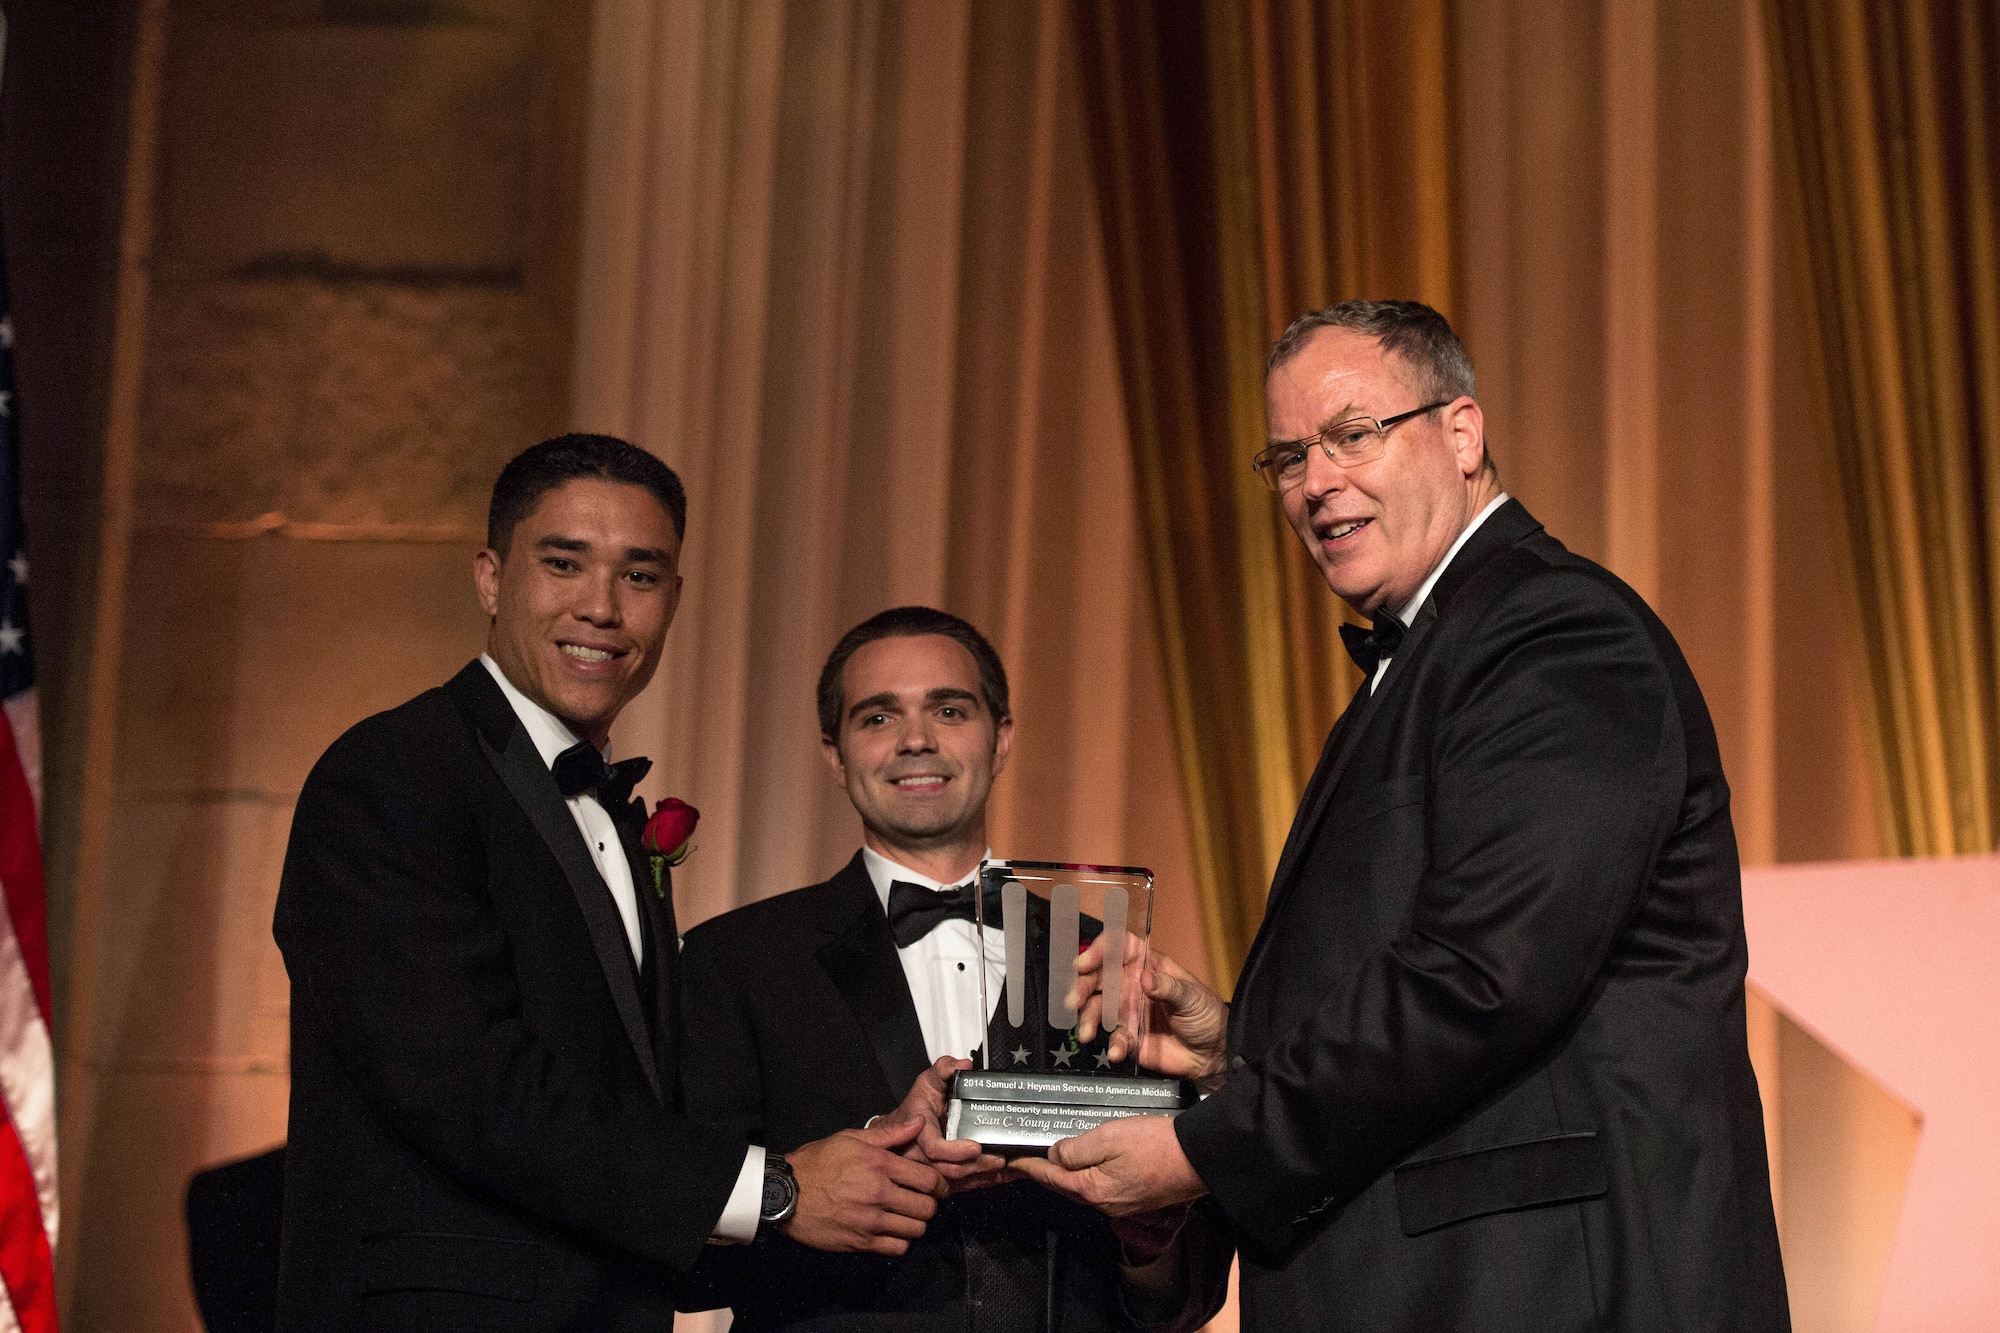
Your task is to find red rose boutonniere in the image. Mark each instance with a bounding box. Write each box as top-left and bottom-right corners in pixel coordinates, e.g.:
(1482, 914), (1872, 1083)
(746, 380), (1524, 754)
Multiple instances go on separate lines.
(641, 798), (699, 899)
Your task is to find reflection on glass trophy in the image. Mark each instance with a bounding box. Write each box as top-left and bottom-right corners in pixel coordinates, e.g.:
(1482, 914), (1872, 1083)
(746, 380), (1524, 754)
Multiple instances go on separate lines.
(944, 860), (1190, 1153)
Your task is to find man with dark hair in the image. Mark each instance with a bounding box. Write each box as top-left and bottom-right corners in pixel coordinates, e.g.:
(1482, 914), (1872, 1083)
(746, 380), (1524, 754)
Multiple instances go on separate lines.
(275, 438), (957, 1332)
(814, 604), (1011, 743)
(679, 607), (1228, 1331)
(488, 432), (690, 549)
(1020, 302), (1789, 1331)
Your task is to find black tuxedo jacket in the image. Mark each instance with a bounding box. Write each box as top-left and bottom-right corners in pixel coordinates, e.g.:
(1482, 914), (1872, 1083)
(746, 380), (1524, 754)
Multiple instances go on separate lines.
(1174, 501), (1789, 1332)
(273, 661), (745, 1332)
(677, 853), (1229, 1333)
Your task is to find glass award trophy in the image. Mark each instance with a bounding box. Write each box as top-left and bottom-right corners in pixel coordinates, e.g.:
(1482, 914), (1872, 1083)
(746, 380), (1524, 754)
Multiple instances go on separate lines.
(944, 859), (1189, 1153)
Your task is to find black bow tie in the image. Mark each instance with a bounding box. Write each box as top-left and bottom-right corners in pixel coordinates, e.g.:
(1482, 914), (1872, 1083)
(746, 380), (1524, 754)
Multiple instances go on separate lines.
(886, 879), (1004, 950)
(552, 741), (652, 809)
(1339, 614), (1407, 677)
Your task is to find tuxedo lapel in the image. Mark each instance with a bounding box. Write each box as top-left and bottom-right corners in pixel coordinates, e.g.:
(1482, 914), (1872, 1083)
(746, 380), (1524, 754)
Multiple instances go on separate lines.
(1297, 608), (1436, 825)
(1254, 611), (1436, 936)
(1427, 497), (1541, 613)
(1269, 681), (1369, 893)
(1230, 684), (1366, 1008)
(1273, 500), (1541, 900)
(448, 663), (663, 1102)
(616, 801), (681, 1091)
(1235, 501), (1546, 1012)
(814, 854), (931, 1105)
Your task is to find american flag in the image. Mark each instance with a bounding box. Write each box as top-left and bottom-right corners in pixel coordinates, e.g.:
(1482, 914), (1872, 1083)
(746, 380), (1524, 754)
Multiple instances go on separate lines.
(0, 139), (59, 1332)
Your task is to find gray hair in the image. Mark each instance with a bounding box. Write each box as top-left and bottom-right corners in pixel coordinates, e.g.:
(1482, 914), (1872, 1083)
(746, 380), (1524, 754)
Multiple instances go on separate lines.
(1267, 300), (1477, 404)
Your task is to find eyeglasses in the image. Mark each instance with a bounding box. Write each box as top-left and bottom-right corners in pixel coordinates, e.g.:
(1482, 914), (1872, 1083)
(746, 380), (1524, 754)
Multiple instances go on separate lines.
(1250, 400), (1453, 492)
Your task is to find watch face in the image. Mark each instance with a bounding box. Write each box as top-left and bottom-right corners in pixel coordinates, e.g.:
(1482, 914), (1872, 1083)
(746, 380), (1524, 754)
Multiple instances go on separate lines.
(760, 1163), (797, 1222)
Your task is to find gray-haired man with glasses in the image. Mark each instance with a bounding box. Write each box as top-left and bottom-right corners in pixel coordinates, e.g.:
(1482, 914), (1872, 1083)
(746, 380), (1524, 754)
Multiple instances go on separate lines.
(1020, 301), (1789, 1332)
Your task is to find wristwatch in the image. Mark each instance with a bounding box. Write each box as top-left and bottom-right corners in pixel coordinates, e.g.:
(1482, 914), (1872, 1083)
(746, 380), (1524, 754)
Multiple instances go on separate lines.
(758, 1154), (799, 1234)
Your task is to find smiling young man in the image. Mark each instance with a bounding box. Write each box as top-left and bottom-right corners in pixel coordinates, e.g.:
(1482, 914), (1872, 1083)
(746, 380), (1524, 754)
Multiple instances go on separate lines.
(274, 436), (954, 1333)
(1017, 303), (1789, 1332)
(677, 607), (1228, 1332)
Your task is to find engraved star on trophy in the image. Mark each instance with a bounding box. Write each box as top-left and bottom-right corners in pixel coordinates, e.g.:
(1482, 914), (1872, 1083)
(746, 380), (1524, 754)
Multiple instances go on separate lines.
(944, 860), (1190, 1153)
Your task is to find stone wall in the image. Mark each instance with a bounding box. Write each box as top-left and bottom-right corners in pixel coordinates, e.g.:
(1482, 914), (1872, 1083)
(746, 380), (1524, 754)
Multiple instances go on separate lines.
(60, 3), (584, 1327)
(2, 0), (141, 1057)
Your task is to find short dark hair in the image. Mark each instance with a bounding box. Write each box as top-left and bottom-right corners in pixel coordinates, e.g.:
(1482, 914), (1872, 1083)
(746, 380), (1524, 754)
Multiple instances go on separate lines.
(488, 433), (688, 552)
(1267, 300), (1477, 403)
(817, 607), (1010, 743)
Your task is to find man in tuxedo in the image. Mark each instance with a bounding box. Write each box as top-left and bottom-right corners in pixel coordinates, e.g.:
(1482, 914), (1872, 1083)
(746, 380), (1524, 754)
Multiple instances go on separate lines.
(274, 436), (956, 1332)
(678, 606), (1229, 1331)
(1019, 303), (1790, 1330)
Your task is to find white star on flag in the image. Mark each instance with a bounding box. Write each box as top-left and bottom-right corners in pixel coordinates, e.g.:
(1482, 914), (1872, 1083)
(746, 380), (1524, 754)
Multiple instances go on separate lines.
(6, 554), (23, 585)
(0, 116), (60, 1333)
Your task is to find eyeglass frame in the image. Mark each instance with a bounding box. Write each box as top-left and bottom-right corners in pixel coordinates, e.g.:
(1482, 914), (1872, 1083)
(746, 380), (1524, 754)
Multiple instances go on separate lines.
(1250, 399), (1456, 492)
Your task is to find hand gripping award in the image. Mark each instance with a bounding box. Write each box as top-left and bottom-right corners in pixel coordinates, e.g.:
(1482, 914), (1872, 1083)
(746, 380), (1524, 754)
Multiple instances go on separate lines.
(946, 859), (1191, 1151)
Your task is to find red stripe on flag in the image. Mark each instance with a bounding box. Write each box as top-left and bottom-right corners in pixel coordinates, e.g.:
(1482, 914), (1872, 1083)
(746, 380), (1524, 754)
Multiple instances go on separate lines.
(0, 712), (48, 1026)
(0, 1097), (51, 1333)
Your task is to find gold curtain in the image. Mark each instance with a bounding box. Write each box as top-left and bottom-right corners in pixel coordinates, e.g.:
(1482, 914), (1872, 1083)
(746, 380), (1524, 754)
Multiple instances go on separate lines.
(569, 0), (1207, 976)
(1764, 0), (2000, 855)
(1072, 2), (1454, 990)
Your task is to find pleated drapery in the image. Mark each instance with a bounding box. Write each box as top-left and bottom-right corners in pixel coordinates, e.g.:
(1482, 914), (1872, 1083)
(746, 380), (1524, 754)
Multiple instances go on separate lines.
(1764, 0), (2000, 855)
(1071, 1), (1454, 990)
(567, 0), (1205, 980)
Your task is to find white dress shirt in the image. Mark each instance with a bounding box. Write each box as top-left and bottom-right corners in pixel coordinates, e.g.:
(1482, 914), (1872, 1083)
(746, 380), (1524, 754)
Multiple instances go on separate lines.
(862, 846), (1008, 1063)
(479, 654), (764, 1243)
(1370, 492), (1509, 693)
(480, 655), (645, 961)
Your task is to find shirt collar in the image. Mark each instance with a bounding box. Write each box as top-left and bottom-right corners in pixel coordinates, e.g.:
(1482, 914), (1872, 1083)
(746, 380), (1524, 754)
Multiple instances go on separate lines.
(1394, 492), (1509, 626)
(861, 845), (995, 917)
(479, 652), (594, 772)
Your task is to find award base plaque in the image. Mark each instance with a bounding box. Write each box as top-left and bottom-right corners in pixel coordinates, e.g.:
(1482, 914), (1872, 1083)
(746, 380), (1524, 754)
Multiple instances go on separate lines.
(946, 860), (1186, 1155)
(946, 1070), (1185, 1153)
